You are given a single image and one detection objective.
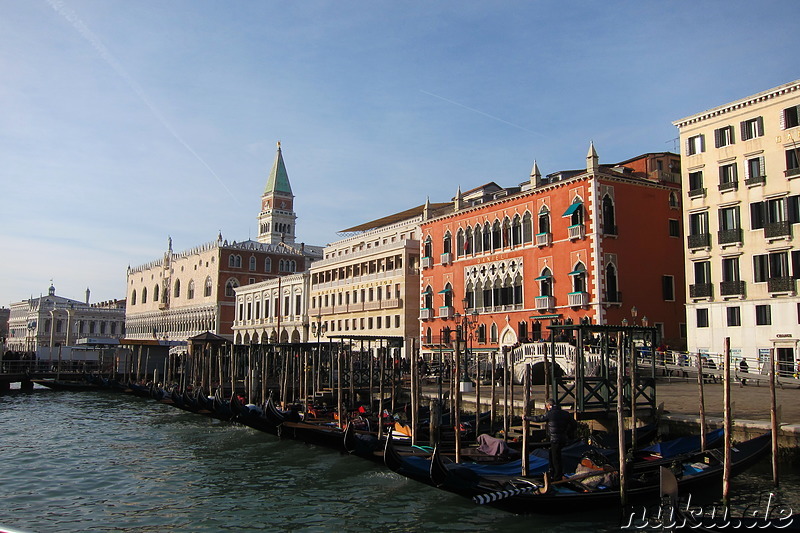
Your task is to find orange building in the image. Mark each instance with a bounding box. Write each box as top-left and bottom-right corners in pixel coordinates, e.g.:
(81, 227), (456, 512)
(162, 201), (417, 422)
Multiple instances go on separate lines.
(419, 144), (686, 361)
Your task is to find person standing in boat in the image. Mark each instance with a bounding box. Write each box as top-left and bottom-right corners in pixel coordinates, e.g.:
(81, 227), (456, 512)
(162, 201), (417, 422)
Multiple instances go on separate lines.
(524, 398), (576, 482)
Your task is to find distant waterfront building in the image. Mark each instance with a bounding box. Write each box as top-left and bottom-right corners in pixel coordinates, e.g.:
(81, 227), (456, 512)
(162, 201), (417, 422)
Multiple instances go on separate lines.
(419, 145), (686, 362)
(125, 143), (322, 344)
(0, 307), (9, 346)
(674, 79), (800, 374)
(232, 272), (311, 344)
(6, 284), (125, 356)
(307, 204), (449, 357)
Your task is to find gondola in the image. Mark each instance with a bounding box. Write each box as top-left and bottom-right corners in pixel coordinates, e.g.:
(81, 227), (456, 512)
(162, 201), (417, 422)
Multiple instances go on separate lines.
(426, 432), (772, 515)
(230, 395), (282, 436)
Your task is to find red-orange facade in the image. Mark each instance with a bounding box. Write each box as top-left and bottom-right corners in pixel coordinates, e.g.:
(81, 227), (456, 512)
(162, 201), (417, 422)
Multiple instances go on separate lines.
(419, 151), (686, 360)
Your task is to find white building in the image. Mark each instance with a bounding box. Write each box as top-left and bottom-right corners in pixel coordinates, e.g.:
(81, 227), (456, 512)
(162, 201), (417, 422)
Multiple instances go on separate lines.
(6, 284), (125, 360)
(674, 79), (800, 376)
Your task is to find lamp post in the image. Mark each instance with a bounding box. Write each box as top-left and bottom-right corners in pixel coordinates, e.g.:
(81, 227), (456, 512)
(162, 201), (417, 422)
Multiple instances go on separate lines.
(456, 298), (479, 393)
(631, 306), (638, 326)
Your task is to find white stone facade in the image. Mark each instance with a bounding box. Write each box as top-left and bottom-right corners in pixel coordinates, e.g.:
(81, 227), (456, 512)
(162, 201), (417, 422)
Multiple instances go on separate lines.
(674, 79), (800, 375)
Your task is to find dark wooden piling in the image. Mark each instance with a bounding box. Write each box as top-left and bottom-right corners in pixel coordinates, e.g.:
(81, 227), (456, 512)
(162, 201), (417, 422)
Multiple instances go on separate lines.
(770, 347), (779, 487)
(722, 337), (732, 506)
(522, 364), (530, 476)
(697, 348), (707, 451)
(616, 332), (627, 506)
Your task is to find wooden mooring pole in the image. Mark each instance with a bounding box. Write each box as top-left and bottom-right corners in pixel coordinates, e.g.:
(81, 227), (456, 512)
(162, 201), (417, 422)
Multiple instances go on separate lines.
(697, 349), (707, 451)
(722, 337), (732, 507)
(616, 332), (627, 506)
(522, 364), (530, 477)
(770, 347), (779, 488)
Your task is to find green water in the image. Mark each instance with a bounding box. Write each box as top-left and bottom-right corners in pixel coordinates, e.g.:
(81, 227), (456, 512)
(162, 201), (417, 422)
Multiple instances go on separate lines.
(0, 388), (795, 532)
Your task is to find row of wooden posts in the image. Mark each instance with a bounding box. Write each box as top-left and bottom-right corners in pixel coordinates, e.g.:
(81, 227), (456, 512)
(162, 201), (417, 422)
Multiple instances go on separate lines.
(114, 332), (781, 507)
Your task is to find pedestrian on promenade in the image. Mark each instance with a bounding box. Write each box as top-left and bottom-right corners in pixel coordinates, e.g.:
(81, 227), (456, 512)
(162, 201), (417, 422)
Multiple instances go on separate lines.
(524, 398), (576, 481)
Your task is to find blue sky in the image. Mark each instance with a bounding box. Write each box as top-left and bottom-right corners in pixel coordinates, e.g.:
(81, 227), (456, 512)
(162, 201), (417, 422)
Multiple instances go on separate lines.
(1, 0), (798, 307)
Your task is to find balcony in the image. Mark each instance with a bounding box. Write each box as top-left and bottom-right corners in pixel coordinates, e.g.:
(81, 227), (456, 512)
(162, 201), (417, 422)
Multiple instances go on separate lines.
(568, 291), (589, 307)
(604, 290), (622, 303)
(689, 283), (713, 299)
(536, 232), (552, 247)
(419, 308), (433, 320)
(718, 181), (738, 192)
(720, 280), (746, 297)
(688, 233), (711, 249)
(717, 228), (742, 246)
(785, 167), (800, 178)
(765, 221), (791, 239)
(421, 256), (432, 269)
(440, 252), (452, 265)
(381, 298), (402, 309)
(688, 187), (707, 198)
(439, 306), (454, 319)
(568, 224), (585, 240)
(768, 277), (796, 294)
(534, 295), (555, 310)
(745, 175), (766, 187)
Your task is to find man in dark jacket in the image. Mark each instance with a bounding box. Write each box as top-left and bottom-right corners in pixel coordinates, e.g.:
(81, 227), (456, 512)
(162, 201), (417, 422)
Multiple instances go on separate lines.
(524, 398), (576, 481)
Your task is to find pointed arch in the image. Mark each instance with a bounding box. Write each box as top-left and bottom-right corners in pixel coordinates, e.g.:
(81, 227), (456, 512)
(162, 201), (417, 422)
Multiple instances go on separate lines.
(492, 219), (502, 250)
(188, 279), (195, 299)
(605, 263), (619, 302)
(456, 228), (465, 257)
(131, 289), (137, 306)
(539, 267), (553, 297)
(225, 278), (240, 297)
(173, 279), (181, 298)
(602, 195), (616, 235)
(442, 231), (452, 255)
(423, 235), (433, 258)
(204, 276), (213, 297)
(570, 261), (587, 293)
(474, 224), (483, 253)
(511, 214), (522, 246)
(538, 206), (550, 234)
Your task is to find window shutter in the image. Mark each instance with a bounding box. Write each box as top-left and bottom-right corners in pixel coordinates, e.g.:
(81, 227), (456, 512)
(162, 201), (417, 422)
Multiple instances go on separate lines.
(729, 126), (735, 144)
(714, 128), (721, 148)
(700, 134), (705, 152)
(750, 202), (765, 230)
(744, 159), (751, 180)
(756, 116), (764, 137)
(732, 163), (738, 181)
(685, 138), (691, 156)
(759, 156), (765, 178)
(780, 109), (786, 130)
(740, 121), (748, 141)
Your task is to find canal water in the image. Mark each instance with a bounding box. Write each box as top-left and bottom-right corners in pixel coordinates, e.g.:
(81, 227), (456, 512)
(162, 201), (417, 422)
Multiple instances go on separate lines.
(0, 387), (797, 533)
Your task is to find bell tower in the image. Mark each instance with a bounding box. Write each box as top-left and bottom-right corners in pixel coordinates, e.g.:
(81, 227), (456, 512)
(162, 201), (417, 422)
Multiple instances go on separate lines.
(257, 142), (297, 245)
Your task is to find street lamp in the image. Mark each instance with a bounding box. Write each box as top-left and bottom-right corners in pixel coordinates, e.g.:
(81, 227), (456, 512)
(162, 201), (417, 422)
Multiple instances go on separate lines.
(457, 297), (479, 393)
(631, 306), (638, 325)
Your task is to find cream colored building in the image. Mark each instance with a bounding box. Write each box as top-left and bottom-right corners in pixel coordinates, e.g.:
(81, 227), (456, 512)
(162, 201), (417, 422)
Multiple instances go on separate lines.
(231, 272), (311, 344)
(308, 206), (442, 357)
(673, 79), (800, 376)
(6, 283), (125, 357)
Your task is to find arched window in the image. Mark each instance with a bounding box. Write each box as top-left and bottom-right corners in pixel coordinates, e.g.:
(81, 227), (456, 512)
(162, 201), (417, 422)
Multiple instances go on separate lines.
(425, 327), (432, 345)
(539, 267), (553, 297)
(502, 217), (511, 247)
(153, 284), (160, 303)
(456, 228), (465, 257)
(474, 224), (483, 253)
(229, 255), (236, 267)
(290, 260), (296, 272)
(225, 278), (239, 297)
(249, 256), (256, 271)
(569, 201), (584, 226)
(235, 255), (242, 268)
(669, 191), (679, 208)
(511, 215), (522, 246)
(570, 262), (587, 293)
(492, 220), (502, 250)
(522, 212), (533, 243)
(538, 207), (550, 234)
(465, 227), (473, 255)
(423, 236), (433, 258)
(173, 279), (180, 298)
(423, 286), (433, 309)
(142, 287), (148, 304)
(483, 222), (491, 250)
(442, 232), (452, 255)
(490, 323), (498, 343)
(265, 257), (272, 272)
(442, 283), (453, 308)
(606, 263), (619, 302)
(204, 276), (213, 297)
(131, 289), (137, 306)
(188, 280), (195, 299)
(603, 195), (616, 235)
(279, 260), (285, 272)
(477, 324), (487, 343)
(513, 273), (523, 304)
